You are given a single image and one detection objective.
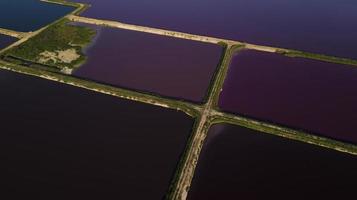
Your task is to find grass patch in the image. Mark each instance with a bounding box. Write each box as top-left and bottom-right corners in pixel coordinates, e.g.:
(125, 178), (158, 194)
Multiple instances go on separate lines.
(2, 19), (96, 71)
(210, 44), (244, 107)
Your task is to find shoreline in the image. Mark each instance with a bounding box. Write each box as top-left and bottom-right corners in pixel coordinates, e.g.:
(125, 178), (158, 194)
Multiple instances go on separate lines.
(67, 15), (357, 67)
(0, 28), (27, 39)
(1, 1), (357, 200)
(0, 60), (199, 117)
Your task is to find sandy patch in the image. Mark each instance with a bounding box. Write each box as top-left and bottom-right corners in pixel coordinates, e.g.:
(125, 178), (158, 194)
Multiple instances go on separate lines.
(60, 67), (74, 75)
(38, 48), (80, 64)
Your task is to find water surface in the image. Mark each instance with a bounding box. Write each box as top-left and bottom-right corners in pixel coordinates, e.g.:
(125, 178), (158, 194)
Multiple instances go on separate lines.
(0, 69), (194, 199)
(0, 0), (74, 31)
(74, 25), (223, 103)
(219, 50), (357, 144)
(0, 34), (16, 49)
(188, 124), (357, 200)
(75, 0), (357, 59)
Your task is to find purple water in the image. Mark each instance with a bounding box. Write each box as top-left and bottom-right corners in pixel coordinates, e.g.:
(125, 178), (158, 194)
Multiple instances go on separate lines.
(188, 124), (357, 200)
(74, 25), (223, 103)
(0, 69), (194, 199)
(219, 50), (357, 144)
(74, 0), (357, 59)
(0, 34), (16, 49)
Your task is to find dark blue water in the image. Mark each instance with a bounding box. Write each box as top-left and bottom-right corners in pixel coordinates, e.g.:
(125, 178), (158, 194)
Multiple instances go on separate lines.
(0, 34), (16, 49)
(0, 0), (74, 32)
(76, 0), (357, 59)
(0, 69), (194, 199)
(188, 124), (357, 200)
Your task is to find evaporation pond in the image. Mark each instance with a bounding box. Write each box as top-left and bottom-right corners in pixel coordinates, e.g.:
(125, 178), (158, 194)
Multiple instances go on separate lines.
(0, 0), (74, 32)
(75, 0), (357, 58)
(219, 49), (357, 144)
(188, 124), (357, 200)
(0, 34), (16, 49)
(0, 69), (194, 199)
(74, 24), (222, 103)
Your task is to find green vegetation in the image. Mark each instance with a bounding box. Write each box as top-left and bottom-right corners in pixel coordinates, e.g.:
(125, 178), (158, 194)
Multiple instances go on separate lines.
(210, 44), (244, 107)
(278, 49), (357, 66)
(166, 117), (201, 199)
(200, 42), (229, 104)
(2, 19), (96, 72)
(1, 1), (355, 200)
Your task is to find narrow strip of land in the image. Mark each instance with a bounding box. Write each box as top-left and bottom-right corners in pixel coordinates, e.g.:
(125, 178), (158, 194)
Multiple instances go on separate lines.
(0, 59), (200, 117)
(68, 15), (230, 45)
(67, 15), (281, 54)
(211, 110), (357, 155)
(68, 15), (278, 52)
(67, 15), (357, 67)
(40, 0), (87, 15)
(169, 44), (234, 200)
(168, 45), (357, 200)
(0, 28), (27, 39)
(0, 30), (40, 54)
(1, 2), (357, 200)
(0, 1), (83, 55)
